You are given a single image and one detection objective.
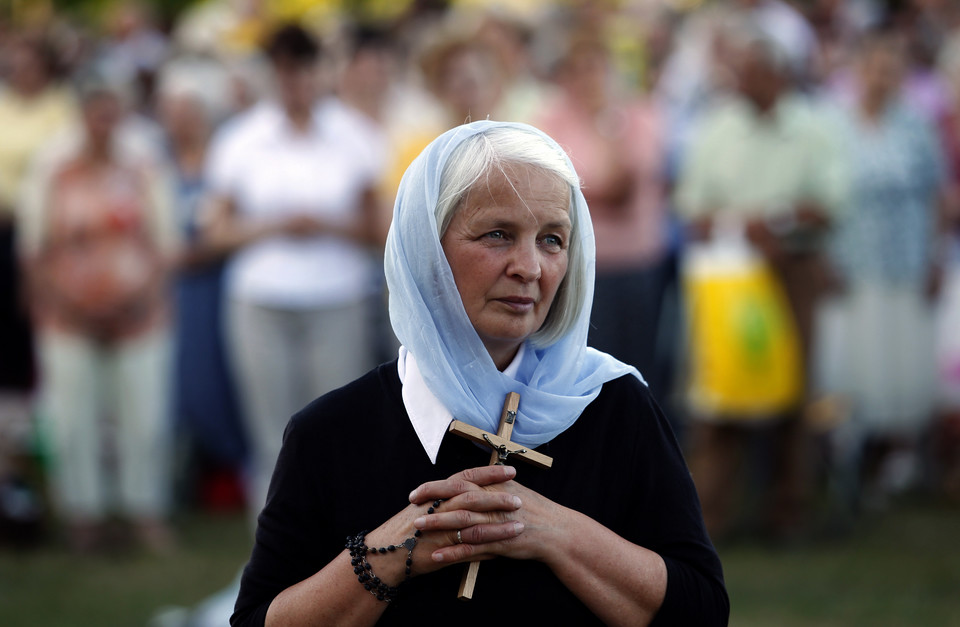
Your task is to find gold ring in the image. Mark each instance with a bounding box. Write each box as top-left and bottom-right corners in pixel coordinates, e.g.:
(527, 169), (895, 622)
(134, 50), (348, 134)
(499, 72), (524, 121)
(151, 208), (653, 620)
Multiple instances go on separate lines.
(456, 529), (463, 545)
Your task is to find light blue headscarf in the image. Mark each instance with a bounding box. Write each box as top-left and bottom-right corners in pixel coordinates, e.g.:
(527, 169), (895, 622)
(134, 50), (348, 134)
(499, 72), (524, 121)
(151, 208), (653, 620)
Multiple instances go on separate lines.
(384, 120), (644, 448)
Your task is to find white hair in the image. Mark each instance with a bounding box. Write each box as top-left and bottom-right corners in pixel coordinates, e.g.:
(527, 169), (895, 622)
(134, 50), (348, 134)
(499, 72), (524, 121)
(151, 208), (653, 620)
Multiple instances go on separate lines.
(435, 125), (587, 347)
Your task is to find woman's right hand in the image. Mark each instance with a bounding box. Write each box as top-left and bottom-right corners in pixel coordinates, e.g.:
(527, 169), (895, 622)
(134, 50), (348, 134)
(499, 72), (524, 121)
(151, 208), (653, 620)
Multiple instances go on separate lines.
(361, 465), (524, 582)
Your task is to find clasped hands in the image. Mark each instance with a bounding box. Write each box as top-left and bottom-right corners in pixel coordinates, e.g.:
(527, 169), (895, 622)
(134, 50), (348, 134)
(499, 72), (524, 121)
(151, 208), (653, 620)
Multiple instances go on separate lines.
(364, 465), (559, 581)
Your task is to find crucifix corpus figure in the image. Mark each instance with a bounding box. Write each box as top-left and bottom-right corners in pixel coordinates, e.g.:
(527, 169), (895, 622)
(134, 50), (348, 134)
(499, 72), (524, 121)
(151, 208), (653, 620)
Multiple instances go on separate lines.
(447, 391), (553, 600)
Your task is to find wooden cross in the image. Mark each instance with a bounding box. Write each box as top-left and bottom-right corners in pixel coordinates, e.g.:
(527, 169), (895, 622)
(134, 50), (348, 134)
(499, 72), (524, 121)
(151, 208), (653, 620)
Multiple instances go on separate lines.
(447, 392), (553, 600)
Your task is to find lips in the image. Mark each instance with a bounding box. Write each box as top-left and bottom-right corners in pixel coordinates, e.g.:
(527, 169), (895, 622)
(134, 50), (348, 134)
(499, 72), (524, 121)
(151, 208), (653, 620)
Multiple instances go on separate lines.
(497, 296), (536, 312)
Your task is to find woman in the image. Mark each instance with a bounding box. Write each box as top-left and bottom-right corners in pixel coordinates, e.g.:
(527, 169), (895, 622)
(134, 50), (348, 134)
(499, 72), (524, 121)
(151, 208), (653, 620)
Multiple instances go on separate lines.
(818, 30), (946, 506)
(232, 121), (728, 625)
(0, 33), (76, 393)
(536, 33), (672, 393)
(202, 24), (387, 519)
(18, 74), (178, 552)
(156, 58), (247, 492)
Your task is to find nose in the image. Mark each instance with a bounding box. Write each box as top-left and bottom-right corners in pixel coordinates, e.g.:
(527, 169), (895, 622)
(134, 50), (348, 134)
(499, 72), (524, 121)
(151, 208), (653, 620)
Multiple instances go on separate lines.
(508, 239), (541, 282)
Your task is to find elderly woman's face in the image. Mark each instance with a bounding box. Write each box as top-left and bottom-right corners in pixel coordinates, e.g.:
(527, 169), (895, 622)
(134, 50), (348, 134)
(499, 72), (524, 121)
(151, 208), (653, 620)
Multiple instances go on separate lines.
(441, 164), (571, 369)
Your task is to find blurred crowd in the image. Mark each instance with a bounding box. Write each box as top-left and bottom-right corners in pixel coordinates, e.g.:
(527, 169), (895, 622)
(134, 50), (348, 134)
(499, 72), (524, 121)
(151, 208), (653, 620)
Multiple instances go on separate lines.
(1, 0), (960, 559)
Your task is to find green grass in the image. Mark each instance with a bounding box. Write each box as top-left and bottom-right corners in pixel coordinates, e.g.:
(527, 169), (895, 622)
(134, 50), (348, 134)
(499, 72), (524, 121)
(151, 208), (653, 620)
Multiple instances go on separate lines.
(721, 502), (960, 626)
(1, 501), (958, 626)
(0, 512), (252, 627)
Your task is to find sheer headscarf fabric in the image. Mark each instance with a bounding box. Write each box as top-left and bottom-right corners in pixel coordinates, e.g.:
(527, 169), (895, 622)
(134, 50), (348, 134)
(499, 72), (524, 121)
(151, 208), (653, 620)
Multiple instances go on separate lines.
(384, 120), (643, 448)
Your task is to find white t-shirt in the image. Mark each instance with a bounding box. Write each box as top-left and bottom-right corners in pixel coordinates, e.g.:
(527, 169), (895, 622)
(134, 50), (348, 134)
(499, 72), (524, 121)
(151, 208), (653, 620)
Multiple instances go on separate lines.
(206, 98), (386, 308)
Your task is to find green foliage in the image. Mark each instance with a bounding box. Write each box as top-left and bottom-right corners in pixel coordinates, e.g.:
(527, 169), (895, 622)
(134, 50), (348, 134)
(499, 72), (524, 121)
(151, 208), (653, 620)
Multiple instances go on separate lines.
(45, 0), (202, 26)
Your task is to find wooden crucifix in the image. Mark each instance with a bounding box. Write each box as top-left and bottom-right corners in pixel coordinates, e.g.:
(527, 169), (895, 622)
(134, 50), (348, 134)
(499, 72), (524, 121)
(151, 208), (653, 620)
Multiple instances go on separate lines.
(447, 392), (553, 600)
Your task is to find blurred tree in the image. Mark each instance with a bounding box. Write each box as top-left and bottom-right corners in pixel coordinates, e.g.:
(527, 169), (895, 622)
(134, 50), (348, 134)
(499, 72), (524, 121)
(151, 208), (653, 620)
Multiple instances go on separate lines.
(38, 0), (203, 30)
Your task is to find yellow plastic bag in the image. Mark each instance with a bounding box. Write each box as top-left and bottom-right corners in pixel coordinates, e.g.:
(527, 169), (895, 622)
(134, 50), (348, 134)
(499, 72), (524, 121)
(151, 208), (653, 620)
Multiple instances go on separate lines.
(682, 226), (803, 419)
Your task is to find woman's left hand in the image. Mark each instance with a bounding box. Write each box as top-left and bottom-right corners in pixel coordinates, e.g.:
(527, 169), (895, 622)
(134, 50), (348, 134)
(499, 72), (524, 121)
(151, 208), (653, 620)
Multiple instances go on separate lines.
(408, 468), (565, 565)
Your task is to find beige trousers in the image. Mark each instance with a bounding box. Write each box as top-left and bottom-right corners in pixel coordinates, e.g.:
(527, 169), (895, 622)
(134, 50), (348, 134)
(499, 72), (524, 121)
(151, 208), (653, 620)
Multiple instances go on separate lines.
(37, 328), (172, 521)
(227, 298), (374, 519)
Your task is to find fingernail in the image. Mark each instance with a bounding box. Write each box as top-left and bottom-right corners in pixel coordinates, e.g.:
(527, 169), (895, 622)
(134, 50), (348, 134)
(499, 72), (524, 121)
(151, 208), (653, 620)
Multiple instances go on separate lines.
(414, 516), (425, 529)
(505, 466), (517, 478)
(408, 490), (417, 502)
(433, 551), (444, 562)
(514, 521), (524, 535)
(511, 496), (522, 508)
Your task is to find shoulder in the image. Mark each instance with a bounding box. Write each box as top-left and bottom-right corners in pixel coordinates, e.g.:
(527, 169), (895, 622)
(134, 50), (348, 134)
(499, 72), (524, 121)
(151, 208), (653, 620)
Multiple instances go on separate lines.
(212, 103), (278, 149)
(317, 98), (387, 161)
(205, 104), (278, 181)
(286, 361), (403, 440)
(595, 373), (663, 423)
(595, 372), (652, 404)
(623, 98), (663, 138)
(890, 101), (938, 137)
(575, 374), (674, 448)
(320, 98), (375, 131)
(779, 95), (831, 130)
(688, 96), (746, 143)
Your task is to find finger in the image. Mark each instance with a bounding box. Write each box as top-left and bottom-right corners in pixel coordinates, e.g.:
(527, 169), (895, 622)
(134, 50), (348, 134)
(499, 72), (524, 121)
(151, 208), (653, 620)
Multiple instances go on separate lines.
(413, 492), (523, 531)
(408, 465), (516, 504)
(431, 521), (525, 564)
(458, 465), (516, 486)
(462, 520), (524, 545)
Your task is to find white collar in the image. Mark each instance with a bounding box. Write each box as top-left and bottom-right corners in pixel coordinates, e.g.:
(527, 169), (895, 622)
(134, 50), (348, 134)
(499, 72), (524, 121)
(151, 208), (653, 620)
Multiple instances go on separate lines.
(398, 344), (525, 464)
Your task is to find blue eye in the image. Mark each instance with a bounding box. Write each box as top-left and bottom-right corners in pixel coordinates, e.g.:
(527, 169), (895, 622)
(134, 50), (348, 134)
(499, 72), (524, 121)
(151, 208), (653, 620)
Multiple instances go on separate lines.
(485, 230), (506, 240)
(542, 234), (563, 248)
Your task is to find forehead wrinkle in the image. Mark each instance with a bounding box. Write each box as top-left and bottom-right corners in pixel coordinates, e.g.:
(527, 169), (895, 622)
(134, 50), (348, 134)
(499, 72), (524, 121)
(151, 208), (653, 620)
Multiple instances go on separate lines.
(464, 162), (567, 230)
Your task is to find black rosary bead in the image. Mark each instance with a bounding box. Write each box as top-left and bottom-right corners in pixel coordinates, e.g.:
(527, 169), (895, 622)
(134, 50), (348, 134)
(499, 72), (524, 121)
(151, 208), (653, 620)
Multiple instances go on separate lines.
(344, 500), (442, 603)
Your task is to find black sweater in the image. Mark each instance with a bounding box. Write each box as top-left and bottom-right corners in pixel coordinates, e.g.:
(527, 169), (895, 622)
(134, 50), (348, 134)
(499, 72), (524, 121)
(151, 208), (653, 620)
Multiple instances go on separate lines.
(232, 361), (729, 626)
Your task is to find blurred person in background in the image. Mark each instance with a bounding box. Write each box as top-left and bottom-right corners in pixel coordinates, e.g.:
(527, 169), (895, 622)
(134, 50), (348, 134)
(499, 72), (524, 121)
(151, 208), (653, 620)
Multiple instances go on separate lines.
(674, 27), (847, 542)
(97, 0), (169, 116)
(336, 23), (396, 127)
(17, 71), (180, 553)
(155, 57), (248, 509)
(473, 9), (553, 124)
(381, 26), (506, 217)
(0, 30), (76, 547)
(656, 0), (817, 182)
(803, 0), (884, 87)
(201, 23), (387, 521)
(0, 33), (76, 409)
(935, 27), (960, 501)
(823, 1), (954, 129)
(536, 33), (673, 395)
(817, 28), (948, 511)
(334, 23), (407, 365)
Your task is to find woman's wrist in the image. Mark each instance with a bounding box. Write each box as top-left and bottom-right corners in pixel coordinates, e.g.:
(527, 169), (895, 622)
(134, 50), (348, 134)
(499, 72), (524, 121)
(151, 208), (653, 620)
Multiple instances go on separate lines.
(358, 529), (417, 588)
(352, 498), (443, 596)
(345, 531), (415, 602)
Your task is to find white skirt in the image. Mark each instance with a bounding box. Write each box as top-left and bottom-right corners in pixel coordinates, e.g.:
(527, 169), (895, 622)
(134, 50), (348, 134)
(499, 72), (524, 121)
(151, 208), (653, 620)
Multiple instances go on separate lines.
(814, 282), (936, 435)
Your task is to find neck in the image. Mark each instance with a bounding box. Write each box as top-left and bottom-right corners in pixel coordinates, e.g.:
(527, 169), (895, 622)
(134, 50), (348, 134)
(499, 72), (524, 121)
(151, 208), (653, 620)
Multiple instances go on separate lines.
(286, 105), (312, 132)
(568, 88), (608, 117)
(85, 139), (112, 163)
(14, 83), (47, 99)
(173, 138), (206, 175)
(860, 93), (889, 120)
(489, 344), (521, 372)
(342, 92), (381, 122)
(746, 93), (778, 116)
